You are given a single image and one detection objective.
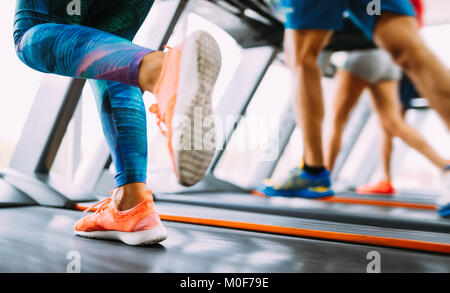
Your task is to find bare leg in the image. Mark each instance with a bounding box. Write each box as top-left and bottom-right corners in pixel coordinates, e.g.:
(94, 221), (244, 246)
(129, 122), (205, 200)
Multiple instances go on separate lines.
(369, 80), (447, 170)
(284, 29), (333, 167)
(374, 14), (450, 129)
(326, 70), (367, 171)
(380, 109), (408, 182)
(380, 123), (394, 182)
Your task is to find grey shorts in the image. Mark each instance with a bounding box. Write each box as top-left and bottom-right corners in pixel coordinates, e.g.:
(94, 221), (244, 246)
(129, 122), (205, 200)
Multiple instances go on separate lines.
(344, 49), (402, 84)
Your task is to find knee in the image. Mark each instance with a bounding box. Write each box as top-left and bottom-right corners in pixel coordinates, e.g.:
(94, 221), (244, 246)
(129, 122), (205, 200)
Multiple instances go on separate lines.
(13, 30), (28, 66)
(381, 119), (400, 137)
(387, 44), (429, 71)
(13, 19), (34, 50)
(13, 20), (46, 55)
(13, 30), (23, 48)
(13, 28), (26, 54)
(13, 25), (32, 59)
(12, 24), (51, 72)
(289, 49), (322, 71)
(284, 31), (330, 70)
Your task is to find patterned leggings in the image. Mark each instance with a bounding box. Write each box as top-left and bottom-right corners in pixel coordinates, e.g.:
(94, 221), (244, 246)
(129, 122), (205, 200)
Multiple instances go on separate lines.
(14, 0), (156, 187)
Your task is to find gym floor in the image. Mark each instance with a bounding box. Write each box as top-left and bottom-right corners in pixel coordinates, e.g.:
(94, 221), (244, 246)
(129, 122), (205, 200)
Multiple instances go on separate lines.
(0, 206), (448, 273)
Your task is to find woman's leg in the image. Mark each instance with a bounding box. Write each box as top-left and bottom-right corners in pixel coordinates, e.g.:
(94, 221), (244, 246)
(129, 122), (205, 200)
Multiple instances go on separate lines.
(14, 0), (159, 210)
(326, 70), (367, 171)
(13, 1), (168, 245)
(13, 0), (223, 244)
(379, 110), (407, 182)
(369, 80), (448, 170)
(374, 14), (450, 129)
(380, 125), (394, 182)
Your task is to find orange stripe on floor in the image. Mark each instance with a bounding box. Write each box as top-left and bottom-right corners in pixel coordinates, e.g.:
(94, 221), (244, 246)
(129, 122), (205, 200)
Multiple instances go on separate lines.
(251, 190), (266, 197)
(251, 190), (437, 210)
(73, 203), (450, 254)
(321, 197), (436, 210)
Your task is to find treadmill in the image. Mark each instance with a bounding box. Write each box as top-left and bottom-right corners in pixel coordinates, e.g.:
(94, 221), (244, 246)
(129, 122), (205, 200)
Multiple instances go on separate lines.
(0, 0), (448, 273)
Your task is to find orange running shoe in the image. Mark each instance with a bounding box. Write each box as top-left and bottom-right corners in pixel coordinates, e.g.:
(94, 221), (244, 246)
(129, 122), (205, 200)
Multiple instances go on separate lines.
(150, 30), (222, 187)
(74, 191), (167, 246)
(356, 180), (396, 195)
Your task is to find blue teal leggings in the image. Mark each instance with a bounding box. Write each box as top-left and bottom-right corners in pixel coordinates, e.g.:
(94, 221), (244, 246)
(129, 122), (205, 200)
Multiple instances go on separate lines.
(14, 0), (156, 187)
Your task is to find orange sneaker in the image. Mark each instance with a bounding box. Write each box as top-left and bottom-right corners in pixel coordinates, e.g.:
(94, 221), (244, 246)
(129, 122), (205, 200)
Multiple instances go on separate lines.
(74, 191), (167, 246)
(356, 181), (396, 195)
(150, 30), (222, 187)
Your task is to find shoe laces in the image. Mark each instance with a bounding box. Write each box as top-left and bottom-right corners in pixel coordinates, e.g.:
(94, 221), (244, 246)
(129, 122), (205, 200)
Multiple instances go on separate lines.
(149, 45), (174, 137)
(149, 103), (168, 137)
(289, 167), (301, 176)
(84, 198), (111, 214)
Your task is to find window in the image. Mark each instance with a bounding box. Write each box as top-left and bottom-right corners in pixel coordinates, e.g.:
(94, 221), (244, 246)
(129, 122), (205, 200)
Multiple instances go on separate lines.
(0, 2), (43, 167)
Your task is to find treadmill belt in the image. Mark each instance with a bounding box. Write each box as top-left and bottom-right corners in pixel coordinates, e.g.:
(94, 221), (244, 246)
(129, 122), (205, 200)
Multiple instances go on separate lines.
(155, 202), (450, 253)
(76, 200), (450, 254)
(0, 206), (448, 273)
(154, 192), (450, 234)
(254, 190), (437, 209)
(335, 191), (438, 206)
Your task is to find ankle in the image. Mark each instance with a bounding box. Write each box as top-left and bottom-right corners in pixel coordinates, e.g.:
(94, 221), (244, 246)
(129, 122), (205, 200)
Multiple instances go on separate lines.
(138, 51), (165, 93)
(112, 183), (150, 211)
(303, 161), (326, 175)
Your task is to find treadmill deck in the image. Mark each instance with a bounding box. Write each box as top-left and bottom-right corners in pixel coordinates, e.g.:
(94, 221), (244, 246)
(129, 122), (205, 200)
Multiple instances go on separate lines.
(0, 206), (448, 273)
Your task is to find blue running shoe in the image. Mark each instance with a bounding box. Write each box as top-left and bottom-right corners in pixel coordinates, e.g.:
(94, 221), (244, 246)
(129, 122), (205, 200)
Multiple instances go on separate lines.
(258, 167), (334, 199)
(438, 166), (450, 217)
(438, 203), (450, 218)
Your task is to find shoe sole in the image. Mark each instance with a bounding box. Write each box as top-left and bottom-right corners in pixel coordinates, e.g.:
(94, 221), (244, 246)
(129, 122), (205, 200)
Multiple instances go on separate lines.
(74, 226), (167, 246)
(172, 30), (222, 187)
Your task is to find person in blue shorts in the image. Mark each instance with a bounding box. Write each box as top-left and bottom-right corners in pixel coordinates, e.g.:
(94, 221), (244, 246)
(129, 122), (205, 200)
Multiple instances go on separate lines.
(259, 0), (450, 217)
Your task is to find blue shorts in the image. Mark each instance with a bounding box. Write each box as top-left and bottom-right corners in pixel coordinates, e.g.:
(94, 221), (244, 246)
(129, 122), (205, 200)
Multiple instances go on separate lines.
(282, 0), (416, 39)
